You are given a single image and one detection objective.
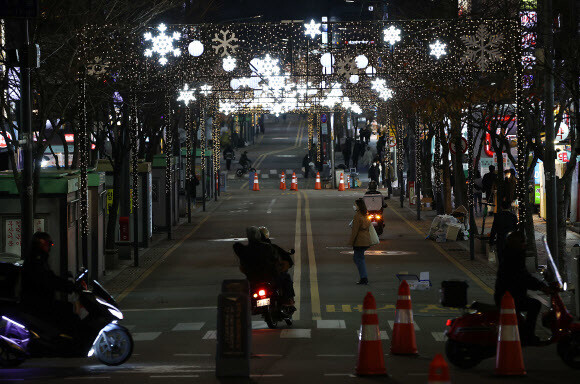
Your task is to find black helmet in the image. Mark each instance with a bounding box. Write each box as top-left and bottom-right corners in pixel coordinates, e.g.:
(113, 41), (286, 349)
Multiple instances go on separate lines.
(368, 181), (378, 191)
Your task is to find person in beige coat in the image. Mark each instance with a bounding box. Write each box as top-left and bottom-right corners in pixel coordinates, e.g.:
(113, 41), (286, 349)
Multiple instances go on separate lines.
(349, 198), (372, 285)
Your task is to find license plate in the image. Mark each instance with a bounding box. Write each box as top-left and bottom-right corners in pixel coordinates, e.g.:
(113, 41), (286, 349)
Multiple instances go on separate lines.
(257, 298), (270, 307)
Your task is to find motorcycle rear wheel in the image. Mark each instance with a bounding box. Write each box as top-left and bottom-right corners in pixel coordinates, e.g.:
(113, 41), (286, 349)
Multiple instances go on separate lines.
(94, 325), (133, 366)
(557, 333), (580, 369)
(445, 339), (482, 369)
(264, 311), (278, 329)
(375, 225), (383, 236)
(235, 169), (244, 178)
(0, 341), (25, 368)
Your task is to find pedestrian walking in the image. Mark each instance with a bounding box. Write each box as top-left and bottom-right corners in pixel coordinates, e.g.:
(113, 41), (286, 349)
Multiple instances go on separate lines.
(473, 170), (483, 214)
(505, 169), (517, 205)
(223, 145), (235, 171)
(352, 140), (362, 168)
(482, 165), (496, 202)
(302, 153), (311, 178)
(342, 139), (352, 168)
(489, 200), (518, 265)
(368, 161), (380, 184)
(362, 146), (374, 168)
(348, 199), (372, 285)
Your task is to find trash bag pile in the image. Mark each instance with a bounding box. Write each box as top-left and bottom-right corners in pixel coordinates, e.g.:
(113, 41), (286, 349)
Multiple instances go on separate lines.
(427, 214), (468, 242)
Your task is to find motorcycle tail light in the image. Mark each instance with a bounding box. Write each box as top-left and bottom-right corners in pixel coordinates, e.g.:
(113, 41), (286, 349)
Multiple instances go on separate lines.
(258, 289), (266, 297)
(253, 293), (258, 298)
(376, 215), (381, 219)
(446, 319), (453, 327)
(367, 215), (374, 219)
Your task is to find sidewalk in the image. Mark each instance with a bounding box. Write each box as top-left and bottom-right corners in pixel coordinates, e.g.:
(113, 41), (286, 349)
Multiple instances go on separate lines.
(101, 196), (227, 297)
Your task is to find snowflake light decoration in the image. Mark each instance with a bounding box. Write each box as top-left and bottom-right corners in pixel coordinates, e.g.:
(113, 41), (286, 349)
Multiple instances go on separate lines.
(335, 57), (358, 79)
(86, 57), (110, 77)
(222, 56), (236, 72)
(200, 84), (213, 96)
(429, 40), (447, 59)
(378, 88), (393, 101)
(371, 78), (387, 92)
(212, 30), (239, 57)
(144, 23), (181, 65)
(304, 19), (322, 39)
(383, 26), (402, 46)
(258, 54), (280, 76)
(461, 24), (504, 71)
(219, 101), (237, 115)
(177, 84), (196, 105)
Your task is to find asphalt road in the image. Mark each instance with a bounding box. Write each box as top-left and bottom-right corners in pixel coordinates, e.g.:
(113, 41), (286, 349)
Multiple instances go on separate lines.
(4, 116), (578, 383)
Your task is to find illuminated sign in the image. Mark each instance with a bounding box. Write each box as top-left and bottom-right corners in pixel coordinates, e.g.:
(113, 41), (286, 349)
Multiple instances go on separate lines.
(65, 134), (74, 142)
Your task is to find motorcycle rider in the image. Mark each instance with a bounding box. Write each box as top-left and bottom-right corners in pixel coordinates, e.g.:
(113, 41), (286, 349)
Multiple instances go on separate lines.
(234, 227), (277, 283)
(364, 181), (388, 208)
(239, 151), (251, 170)
(258, 226), (295, 306)
(494, 231), (553, 345)
(21, 232), (80, 336)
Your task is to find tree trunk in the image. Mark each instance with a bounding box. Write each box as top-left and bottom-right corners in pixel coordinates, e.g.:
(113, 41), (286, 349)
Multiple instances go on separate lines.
(440, 125), (453, 213)
(105, 163), (122, 251)
(556, 177), (568, 281)
(451, 117), (467, 208)
(421, 138), (433, 198)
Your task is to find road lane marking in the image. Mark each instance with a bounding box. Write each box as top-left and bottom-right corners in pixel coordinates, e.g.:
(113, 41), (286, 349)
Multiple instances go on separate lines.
(389, 206), (494, 295)
(202, 331), (217, 340)
(387, 320), (420, 331)
(172, 322), (205, 331)
(132, 332), (162, 341)
(432, 331), (446, 341)
(303, 191), (322, 320)
(280, 329), (311, 338)
(124, 306), (216, 312)
(356, 330), (389, 340)
(116, 215), (211, 303)
(173, 353), (211, 357)
(266, 198), (276, 214)
(317, 320), (345, 328)
(293, 192), (302, 321)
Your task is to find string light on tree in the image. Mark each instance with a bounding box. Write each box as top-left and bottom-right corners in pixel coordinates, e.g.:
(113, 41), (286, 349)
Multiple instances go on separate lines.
(429, 40), (447, 59)
(177, 83), (196, 105)
(383, 26), (402, 46)
(144, 23), (181, 65)
(304, 19), (322, 39)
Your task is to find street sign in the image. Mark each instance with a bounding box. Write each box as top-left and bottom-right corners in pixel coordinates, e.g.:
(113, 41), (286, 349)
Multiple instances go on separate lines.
(321, 114), (327, 123)
(557, 151), (571, 163)
(449, 137), (468, 154)
(388, 136), (397, 148)
(0, 0), (38, 18)
(321, 123), (328, 135)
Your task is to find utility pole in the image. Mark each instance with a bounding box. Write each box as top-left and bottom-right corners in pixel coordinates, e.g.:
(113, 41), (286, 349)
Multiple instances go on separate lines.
(542, 0), (558, 264)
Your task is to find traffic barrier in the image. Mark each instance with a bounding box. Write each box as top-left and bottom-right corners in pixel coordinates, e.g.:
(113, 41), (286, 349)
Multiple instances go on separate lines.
(290, 172), (298, 191)
(315, 172), (322, 190)
(280, 172), (286, 190)
(495, 291), (526, 376)
(428, 354), (451, 384)
(355, 292), (387, 376)
(338, 173), (345, 191)
(252, 173), (260, 191)
(390, 280), (418, 354)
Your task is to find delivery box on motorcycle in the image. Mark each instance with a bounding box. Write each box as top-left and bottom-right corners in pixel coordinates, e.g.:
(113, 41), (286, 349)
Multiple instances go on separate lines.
(440, 280), (468, 308)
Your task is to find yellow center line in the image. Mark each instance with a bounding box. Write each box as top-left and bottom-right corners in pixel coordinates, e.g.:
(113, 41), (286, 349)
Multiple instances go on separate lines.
(293, 192), (302, 321)
(388, 206), (494, 295)
(302, 191), (322, 320)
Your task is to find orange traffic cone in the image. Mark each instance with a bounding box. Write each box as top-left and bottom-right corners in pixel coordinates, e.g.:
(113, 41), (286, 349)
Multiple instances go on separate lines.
(279, 172), (286, 190)
(495, 291), (526, 376)
(315, 172), (322, 190)
(428, 354), (451, 384)
(346, 174), (351, 189)
(391, 280), (418, 355)
(290, 172), (298, 191)
(252, 172), (260, 191)
(338, 173), (345, 191)
(355, 292), (387, 376)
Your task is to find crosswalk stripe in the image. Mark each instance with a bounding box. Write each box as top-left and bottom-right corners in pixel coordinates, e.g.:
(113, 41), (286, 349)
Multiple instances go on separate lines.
(269, 169), (278, 174)
(252, 321), (268, 329)
(132, 332), (161, 341)
(317, 320), (346, 329)
(431, 331), (446, 342)
(356, 330), (389, 340)
(172, 322), (205, 331)
(280, 329), (311, 338)
(387, 320), (421, 331)
(202, 331), (217, 340)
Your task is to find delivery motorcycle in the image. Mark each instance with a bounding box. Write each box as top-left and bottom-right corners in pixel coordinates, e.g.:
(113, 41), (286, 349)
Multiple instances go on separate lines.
(250, 282), (294, 329)
(444, 238), (580, 369)
(0, 268), (133, 367)
(363, 193), (386, 235)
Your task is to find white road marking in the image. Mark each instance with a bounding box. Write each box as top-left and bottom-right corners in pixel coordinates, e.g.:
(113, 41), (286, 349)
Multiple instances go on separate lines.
(132, 332), (161, 341)
(280, 329), (311, 338)
(124, 307), (216, 312)
(269, 169), (278, 174)
(387, 321), (420, 331)
(317, 320), (346, 329)
(209, 238), (247, 242)
(431, 331), (446, 341)
(172, 322), (205, 331)
(173, 353), (211, 357)
(324, 373), (357, 377)
(276, 155), (297, 157)
(262, 174), (269, 179)
(266, 198), (276, 214)
(356, 330), (389, 339)
(202, 331), (217, 340)
(252, 321), (268, 329)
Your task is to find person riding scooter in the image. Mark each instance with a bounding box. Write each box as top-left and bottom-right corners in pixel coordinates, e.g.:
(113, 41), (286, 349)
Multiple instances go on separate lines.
(233, 227), (278, 283)
(258, 226), (295, 306)
(363, 181), (387, 235)
(494, 231), (553, 345)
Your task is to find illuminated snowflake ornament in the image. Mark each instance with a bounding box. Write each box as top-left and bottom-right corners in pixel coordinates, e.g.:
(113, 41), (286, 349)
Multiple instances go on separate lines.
(144, 23), (181, 65)
(304, 19), (322, 39)
(429, 40), (447, 59)
(200, 84), (213, 96)
(177, 84), (196, 105)
(383, 26), (402, 46)
(378, 88), (393, 101)
(219, 101), (237, 115)
(259, 54), (280, 76)
(335, 57), (358, 79)
(371, 78), (387, 92)
(212, 30), (239, 57)
(222, 56), (237, 72)
(461, 24), (504, 71)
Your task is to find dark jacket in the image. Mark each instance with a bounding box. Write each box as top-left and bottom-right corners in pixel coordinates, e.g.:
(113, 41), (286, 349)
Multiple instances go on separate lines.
(302, 155), (310, 168)
(482, 171), (496, 197)
(494, 249), (544, 307)
(233, 241), (279, 282)
(21, 250), (75, 313)
(368, 164), (380, 181)
(489, 210), (518, 260)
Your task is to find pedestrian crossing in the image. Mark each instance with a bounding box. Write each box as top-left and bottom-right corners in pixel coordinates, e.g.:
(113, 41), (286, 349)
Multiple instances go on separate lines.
(127, 319), (447, 342)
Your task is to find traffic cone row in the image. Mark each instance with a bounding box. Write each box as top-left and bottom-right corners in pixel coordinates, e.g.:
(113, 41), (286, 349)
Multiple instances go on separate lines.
(252, 172), (260, 191)
(315, 172), (322, 190)
(338, 173), (345, 191)
(279, 172), (286, 190)
(290, 172), (298, 191)
(495, 292), (526, 376)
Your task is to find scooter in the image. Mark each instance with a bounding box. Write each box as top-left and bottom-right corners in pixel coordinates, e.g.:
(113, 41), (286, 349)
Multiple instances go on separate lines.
(0, 269), (133, 367)
(444, 238), (580, 369)
(250, 282), (294, 329)
(235, 163), (256, 178)
(363, 194), (386, 235)
(366, 210), (384, 235)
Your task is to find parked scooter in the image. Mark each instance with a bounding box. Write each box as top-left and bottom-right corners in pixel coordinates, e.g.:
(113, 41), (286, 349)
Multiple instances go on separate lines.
(444, 238), (580, 369)
(0, 268), (133, 367)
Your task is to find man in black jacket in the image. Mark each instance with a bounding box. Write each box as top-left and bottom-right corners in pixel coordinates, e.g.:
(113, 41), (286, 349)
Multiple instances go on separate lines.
(482, 165), (496, 203)
(489, 200), (518, 264)
(494, 231), (551, 345)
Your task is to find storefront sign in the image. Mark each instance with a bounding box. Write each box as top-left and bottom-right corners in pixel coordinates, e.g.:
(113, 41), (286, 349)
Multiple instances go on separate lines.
(5, 219), (44, 256)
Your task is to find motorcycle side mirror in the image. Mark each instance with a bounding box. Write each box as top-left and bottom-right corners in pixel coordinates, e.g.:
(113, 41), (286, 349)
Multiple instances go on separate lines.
(290, 249), (295, 255)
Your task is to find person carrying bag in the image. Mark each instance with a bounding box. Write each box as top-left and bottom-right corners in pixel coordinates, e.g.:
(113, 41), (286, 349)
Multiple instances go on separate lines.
(348, 198), (378, 285)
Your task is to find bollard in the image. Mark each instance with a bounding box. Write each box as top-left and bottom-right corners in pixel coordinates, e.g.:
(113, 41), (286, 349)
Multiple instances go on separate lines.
(216, 279), (251, 378)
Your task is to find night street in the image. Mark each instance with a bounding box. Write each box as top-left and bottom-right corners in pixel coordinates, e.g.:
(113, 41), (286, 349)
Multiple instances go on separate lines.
(2, 120), (578, 383)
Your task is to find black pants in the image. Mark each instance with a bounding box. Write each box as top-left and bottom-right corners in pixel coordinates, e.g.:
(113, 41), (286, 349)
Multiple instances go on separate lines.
(226, 159), (232, 170)
(275, 272), (295, 302)
(516, 296), (541, 340)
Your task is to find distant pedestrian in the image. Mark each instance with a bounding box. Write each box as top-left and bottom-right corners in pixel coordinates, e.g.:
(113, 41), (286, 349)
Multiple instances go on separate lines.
(223, 146), (235, 171)
(482, 165), (497, 202)
(352, 140), (362, 168)
(489, 200), (518, 264)
(349, 199), (372, 285)
(302, 153), (311, 178)
(342, 140), (352, 168)
(362, 146), (374, 168)
(473, 170), (483, 214)
(368, 161), (380, 183)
